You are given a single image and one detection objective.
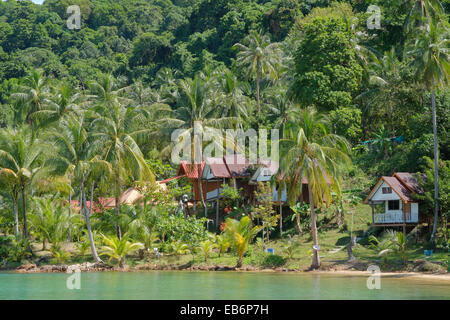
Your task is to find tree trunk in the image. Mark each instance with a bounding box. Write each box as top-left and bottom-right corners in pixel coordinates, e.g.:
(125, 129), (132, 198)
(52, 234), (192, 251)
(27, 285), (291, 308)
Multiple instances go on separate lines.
(256, 73), (261, 113)
(197, 163), (206, 212)
(430, 88), (440, 245)
(21, 187), (28, 239)
(115, 194), (121, 240)
(81, 179), (102, 263)
(68, 180), (72, 242)
(279, 201), (283, 236)
(296, 210), (302, 235)
(309, 186), (320, 269)
(12, 195), (19, 238)
(115, 180), (122, 240)
(90, 181), (95, 215)
(236, 256), (243, 268)
(347, 241), (355, 261)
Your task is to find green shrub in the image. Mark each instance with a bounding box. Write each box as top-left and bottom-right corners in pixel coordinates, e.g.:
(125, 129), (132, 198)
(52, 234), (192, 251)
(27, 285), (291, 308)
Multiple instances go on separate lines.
(0, 236), (32, 263)
(0, 235), (14, 261)
(260, 254), (286, 268)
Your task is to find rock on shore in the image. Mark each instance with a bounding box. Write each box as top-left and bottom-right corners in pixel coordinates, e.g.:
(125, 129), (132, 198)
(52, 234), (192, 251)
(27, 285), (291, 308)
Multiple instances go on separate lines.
(16, 262), (112, 273)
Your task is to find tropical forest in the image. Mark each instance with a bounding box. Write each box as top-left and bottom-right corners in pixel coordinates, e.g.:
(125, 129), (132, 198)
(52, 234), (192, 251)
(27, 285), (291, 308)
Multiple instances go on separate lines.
(0, 0), (448, 277)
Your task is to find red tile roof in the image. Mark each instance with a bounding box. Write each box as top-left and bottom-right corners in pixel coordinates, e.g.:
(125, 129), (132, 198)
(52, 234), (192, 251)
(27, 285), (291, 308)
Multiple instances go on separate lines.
(177, 161), (205, 179)
(223, 154), (253, 177)
(206, 157), (232, 178)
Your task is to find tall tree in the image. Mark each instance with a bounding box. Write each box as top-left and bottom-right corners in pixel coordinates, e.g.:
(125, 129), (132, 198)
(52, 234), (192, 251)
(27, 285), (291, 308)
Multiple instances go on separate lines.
(408, 19), (449, 243)
(280, 108), (350, 269)
(0, 125), (43, 238)
(44, 114), (106, 262)
(90, 101), (155, 239)
(233, 30), (281, 113)
(11, 69), (50, 128)
(31, 83), (84, 127)
(0, 168), (21, 237)
(166, 73), (235, 210)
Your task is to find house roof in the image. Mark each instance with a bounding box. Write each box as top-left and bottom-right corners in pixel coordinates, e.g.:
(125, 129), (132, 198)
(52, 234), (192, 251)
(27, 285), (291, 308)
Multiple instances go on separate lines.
(177, 161), (205, 179)
(224, 154), (253, 177)
(364, 172), (425, 204)
(207, 157), (232, 178)
(70, 198), (114, 213)
(394, 172), (425, 194)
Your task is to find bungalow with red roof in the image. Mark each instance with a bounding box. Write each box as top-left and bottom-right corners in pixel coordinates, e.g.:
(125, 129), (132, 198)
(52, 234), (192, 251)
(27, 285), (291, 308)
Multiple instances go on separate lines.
(364, 172), (425, 233)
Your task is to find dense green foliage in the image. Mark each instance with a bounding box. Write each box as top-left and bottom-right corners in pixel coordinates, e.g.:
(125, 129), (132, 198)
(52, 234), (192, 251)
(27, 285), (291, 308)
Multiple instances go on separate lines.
(0, 0), (448, 269)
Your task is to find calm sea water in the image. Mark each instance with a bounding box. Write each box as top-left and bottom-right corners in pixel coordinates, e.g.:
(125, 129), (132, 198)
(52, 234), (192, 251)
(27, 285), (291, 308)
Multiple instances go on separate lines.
(0, 271), (449, 300)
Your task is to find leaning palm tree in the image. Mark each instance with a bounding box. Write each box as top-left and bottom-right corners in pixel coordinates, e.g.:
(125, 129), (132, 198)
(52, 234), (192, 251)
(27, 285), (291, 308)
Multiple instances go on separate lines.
(90, 101), (155, 239)
(233, 30), (282, 113)
(43, 114), (108, 263)
(280, 107), (351, 269)
(0, 125), (43, 238)
(408, 20), (449, 244)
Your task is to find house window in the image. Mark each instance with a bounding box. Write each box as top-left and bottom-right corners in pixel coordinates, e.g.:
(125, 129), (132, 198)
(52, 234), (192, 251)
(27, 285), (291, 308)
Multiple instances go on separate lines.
(388, 200), (400, 211)
(382, 187), (392, 194)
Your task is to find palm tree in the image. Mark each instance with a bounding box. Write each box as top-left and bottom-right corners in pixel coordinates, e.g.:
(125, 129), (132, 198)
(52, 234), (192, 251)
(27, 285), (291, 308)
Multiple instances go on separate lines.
(266, 88), (300, 137)
(0, 168), (20, 237)
(101, 233), (144, 268)
(0, 126), (43, 238)
(90, 101), (154, 239)
(371, 125), (393, 158)
(31, 84), (84, 127)
(88, 74), (131, 107)
(280, 107), (350, 269)
(223, 216), (261, 268)
(44, 114), (107, 262)
(29, 197), (74, 251)
(165, 73), (235, 210)
(217, 68), (250, 128)
(233, 30), (282, 113)
(408, 19), (449, 244)
(11, 69), (50, 128)
(356, 49), (403, 133)
(405, 0), (444, 33)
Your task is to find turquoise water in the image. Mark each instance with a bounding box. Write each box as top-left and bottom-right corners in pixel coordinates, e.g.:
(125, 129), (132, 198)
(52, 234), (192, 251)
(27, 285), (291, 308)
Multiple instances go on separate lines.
(0, 271), (449, 300)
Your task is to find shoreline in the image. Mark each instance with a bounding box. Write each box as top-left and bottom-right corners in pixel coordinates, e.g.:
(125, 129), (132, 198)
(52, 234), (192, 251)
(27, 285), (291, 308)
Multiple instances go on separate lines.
(7, 262), (450, 281)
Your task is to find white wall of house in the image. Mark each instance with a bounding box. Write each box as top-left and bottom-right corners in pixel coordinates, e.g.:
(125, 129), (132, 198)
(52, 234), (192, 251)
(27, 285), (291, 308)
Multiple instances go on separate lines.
(371, 181), (401, 201)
